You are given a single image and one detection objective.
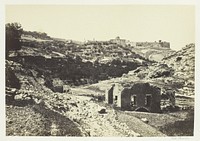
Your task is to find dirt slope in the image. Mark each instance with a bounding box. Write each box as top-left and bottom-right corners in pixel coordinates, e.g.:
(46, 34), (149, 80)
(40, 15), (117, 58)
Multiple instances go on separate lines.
(117, 112), (166, 137)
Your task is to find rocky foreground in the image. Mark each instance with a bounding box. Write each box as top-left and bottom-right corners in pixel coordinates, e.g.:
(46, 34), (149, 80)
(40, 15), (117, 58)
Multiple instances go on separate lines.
(6, 81), (193, 136)
(6, 89), (140, 136)
(7, 85), (168, 136)
(5, 59), (139, 136)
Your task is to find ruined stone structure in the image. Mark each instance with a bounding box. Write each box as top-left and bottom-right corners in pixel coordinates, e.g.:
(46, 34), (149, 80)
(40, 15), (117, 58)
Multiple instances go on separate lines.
(105, 84), (115, 104)
(105, 82), (161, 113)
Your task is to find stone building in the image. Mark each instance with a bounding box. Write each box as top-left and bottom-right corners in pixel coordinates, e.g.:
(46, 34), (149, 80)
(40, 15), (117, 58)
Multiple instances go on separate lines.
(105, 84), (115, 104)
(110, 36), (126, 46)
(136, 40), (170, 48)
(105, 82), (161, 113)
(109, 37), (170, 49)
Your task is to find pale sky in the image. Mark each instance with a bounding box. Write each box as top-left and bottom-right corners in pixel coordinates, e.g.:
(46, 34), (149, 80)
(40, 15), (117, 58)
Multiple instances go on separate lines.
(6, 5), (195, 50)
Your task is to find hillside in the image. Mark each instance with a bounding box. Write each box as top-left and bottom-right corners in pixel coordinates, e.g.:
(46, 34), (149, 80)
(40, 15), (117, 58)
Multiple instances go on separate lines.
(131, 45), (175, 62)
(109, 37), (174, 62)
(162, 44), (195, 95)
(7, 31), (155, 91)
(86, 43), (195, 97)
(8, 30), (195, 102)
(6, 59), (141, 136)
(6, 30), (195, 136)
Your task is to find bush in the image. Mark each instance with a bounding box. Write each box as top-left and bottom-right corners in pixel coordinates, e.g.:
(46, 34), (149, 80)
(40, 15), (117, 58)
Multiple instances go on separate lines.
(6, 23), (23, 58)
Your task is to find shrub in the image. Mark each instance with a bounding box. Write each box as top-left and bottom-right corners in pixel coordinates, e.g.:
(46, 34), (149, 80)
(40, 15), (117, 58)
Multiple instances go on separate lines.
(6, 23), (23, 58)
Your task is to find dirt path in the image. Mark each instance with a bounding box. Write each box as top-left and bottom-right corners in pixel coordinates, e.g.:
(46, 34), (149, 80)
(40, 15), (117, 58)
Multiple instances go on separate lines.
(68, 87), (166, 137)
(74, 96), (139, 136)
(60, 95), (139, 136)
(117, 111), (166, 137)
(39, 88), (139, 136)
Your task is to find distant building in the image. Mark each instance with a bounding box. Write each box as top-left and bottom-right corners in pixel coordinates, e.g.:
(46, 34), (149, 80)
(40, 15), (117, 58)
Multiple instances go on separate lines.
(136, 40), (170, 48)
(110, 36), (126, 46)
(110, 37), (170, 48)
(159, 40), (170, 48)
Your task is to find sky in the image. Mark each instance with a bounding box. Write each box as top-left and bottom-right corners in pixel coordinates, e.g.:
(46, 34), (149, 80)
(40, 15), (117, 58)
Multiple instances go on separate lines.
(6, 5), (195, 50)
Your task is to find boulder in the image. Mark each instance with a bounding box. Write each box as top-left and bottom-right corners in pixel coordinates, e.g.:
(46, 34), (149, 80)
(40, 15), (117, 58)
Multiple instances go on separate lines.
(141, 118), (149, 123)
(98, 107), (106, 114)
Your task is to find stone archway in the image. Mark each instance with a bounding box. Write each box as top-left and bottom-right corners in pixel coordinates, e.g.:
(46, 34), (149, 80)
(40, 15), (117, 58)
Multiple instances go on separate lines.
(135, 107), (150, 112)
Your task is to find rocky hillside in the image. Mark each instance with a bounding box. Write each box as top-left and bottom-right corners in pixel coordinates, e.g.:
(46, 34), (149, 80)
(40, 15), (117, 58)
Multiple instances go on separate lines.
(20, 32), (174, 62)
(87, 43), (195, 97)
(109, 37), (174, 62)
(8, 31), (194, 96)
(6, 59), (141, 136)
(133, 43), (195, 96)
(162, 43), (195, 96)
(20, 33), (148, 62)
(7, 31), (155, 92)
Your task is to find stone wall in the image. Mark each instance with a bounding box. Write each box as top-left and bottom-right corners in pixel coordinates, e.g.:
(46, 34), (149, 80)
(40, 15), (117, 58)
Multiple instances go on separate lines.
(120, 88), (132, 110)
(110, 37), (170, 48)
(105, 85), (114, 104)
(129, 83), (161, 113)
(135, 41), (170, 48)
(107, 82), (161, 113)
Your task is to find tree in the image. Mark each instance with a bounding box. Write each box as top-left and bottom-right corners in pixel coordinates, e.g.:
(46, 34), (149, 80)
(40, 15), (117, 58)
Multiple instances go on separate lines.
(6, 23), (23, 58)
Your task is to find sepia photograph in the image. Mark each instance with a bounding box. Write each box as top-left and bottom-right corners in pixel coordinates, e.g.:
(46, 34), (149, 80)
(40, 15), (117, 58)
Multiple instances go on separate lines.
(2, 0), (199, 139)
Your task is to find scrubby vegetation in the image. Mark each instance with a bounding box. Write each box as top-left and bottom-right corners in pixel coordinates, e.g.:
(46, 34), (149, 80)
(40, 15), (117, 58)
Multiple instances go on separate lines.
(23, 31), (51, 40)
(6, 23), (23, 58)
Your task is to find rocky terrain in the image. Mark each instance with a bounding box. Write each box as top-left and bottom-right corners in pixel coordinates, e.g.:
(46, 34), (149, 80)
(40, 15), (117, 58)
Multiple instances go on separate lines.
(97, 43), (195, 97)
(6, 59), (140, 136)
(6, 31), (195, 136)
(162, 44), (195, 96)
